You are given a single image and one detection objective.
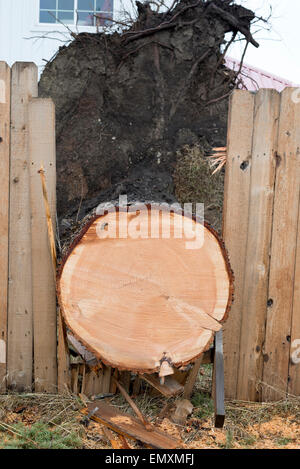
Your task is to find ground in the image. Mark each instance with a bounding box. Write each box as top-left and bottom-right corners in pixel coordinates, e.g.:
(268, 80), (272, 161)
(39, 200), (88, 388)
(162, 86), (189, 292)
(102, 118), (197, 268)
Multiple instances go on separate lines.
(0, 366), (299, 449)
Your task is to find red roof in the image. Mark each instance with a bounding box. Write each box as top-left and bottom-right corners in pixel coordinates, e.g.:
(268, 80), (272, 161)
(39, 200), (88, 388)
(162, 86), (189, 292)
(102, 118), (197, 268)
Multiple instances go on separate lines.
(226, 57), (298, 92)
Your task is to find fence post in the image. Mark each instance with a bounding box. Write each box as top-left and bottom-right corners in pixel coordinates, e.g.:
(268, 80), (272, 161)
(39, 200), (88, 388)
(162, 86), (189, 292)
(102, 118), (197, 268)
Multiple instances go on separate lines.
(7, 62), (38, 391)
(28, 98), (57, 392)
(263, 88), (300, 400)
(0, 62), (11, 392)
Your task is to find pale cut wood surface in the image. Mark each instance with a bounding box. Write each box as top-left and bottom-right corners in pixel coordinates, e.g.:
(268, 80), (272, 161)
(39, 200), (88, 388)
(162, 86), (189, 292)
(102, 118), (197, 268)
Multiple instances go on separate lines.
(237, 89), (280, 401)
(289, 200), (300, 397)
(59, 209), (231, 373)
(28, 98), (57, 392)
(222, 90), (254, 399)
(0, 62), (10, 392)
(262, 88), (300, 401)
(7, 63), (38, 391)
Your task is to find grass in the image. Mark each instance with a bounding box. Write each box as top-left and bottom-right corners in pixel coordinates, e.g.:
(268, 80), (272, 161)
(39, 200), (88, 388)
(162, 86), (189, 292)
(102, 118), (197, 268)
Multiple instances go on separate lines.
(0, 422), (82, 449)
(0, 376), (299, 449)
(0, 393), (88, 449)
(276, 437), (294, 447)
(191, 392), (214, 419)
(173, 144), (224, 232)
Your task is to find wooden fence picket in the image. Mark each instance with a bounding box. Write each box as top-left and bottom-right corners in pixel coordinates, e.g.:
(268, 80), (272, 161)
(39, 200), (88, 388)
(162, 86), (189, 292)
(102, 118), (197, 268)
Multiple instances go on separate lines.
(28, 98), (57, 392)
(0, 62), (11, 392)
(7, 63), (38, 391)
(222, 90), (255, 399)
(262, 88), (300, 400)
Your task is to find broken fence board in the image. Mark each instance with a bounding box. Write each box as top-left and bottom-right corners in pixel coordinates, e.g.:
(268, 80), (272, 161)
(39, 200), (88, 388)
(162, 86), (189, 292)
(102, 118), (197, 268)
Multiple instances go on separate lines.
(57, 308), (71, 393)
(262, 88), (300, 401)
(29, 98), (57, 393)
(86, 402), (180, 449)
(183, 357), (203, 399)
(222, 90), (255, 399)
(102, 365), (112, 393)
(0, 62), (10, 392)
(141, 373), (184, 398)
(237, 89), (280, 401)
(7, 62), (38, 391)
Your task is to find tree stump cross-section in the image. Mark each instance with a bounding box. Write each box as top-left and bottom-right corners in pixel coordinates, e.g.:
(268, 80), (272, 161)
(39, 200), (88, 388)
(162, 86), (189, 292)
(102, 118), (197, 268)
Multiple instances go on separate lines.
(58, 205), (233, 374)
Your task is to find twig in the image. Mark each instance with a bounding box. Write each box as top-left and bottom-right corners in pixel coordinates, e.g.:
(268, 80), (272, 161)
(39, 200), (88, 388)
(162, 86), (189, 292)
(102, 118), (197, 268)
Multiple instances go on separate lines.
(112, 377), (153, 431)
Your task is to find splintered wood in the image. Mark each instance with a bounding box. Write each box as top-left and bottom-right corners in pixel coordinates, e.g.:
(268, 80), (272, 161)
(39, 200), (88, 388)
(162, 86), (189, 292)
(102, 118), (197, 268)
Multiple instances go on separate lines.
(58, 207), (233, 374)
(85, 402), (181, 449)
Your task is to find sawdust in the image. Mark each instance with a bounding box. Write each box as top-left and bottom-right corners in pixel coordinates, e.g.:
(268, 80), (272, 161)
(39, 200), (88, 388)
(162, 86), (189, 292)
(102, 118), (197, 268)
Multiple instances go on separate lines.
(111, 415), (134, 426)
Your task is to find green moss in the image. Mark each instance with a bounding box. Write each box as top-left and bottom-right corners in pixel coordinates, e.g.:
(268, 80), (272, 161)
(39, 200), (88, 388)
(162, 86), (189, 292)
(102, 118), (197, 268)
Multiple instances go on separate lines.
(173, 144), (224, 232)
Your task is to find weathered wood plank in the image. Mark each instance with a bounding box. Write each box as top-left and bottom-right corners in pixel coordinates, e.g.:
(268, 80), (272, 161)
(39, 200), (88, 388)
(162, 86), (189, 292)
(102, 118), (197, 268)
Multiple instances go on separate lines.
(0, 62), (10, 392)
(262, 88), (300, 401)
(102, 365), (112, 393)
(237, 89), (280, 401)
(289, 198), (300, 397)
(222, 90), (255, 399)
(86, 402), (181, 449)
(183, 356), (203, 399)
(7, 62), (38, 391)
(57, 308), (71, 393)
(28, 98), (57, 392)
(140, 373), (184, 398)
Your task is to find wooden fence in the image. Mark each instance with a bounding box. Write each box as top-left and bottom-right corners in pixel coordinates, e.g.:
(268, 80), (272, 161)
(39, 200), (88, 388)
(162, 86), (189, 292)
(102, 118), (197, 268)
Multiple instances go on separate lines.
(223, 88), (300, 401)
(0, 62), (58, 392)
(0, 61), (130, 396)
(1, 62), (299, 401)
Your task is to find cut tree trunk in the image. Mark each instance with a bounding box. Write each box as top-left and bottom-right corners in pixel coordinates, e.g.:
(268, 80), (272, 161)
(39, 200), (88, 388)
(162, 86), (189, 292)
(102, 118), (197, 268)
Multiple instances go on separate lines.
(58, 205), (233, 374)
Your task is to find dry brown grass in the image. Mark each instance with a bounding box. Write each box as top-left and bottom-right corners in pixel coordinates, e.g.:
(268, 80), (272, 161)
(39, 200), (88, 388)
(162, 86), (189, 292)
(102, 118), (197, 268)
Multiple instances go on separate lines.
(0, 371), (299, 449)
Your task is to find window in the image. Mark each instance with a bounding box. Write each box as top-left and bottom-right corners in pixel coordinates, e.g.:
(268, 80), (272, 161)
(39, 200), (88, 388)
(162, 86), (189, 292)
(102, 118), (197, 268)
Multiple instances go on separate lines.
(39, 0), (113, 26)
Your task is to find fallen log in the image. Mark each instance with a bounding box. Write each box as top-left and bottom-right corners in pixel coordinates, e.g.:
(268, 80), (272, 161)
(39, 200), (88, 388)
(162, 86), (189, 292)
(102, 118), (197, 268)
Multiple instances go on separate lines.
(58, 204), (233, 374)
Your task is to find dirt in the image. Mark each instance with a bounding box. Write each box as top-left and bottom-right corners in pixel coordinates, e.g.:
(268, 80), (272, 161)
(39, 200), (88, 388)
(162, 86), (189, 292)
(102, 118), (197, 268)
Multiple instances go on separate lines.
(1, 367), (299, 449)
(0, 395), (299, 450)
(39, 0), (258, 234)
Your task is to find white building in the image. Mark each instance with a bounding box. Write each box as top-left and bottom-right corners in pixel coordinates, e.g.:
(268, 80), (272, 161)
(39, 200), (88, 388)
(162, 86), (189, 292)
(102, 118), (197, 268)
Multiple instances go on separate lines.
(0, 0), (134, 76)
(0, 1), (296, 89)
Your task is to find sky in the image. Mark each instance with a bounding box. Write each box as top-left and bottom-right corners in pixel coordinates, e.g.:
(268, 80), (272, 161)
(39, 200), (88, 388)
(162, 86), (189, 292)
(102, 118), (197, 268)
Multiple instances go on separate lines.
(227, 0), (300, 84)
